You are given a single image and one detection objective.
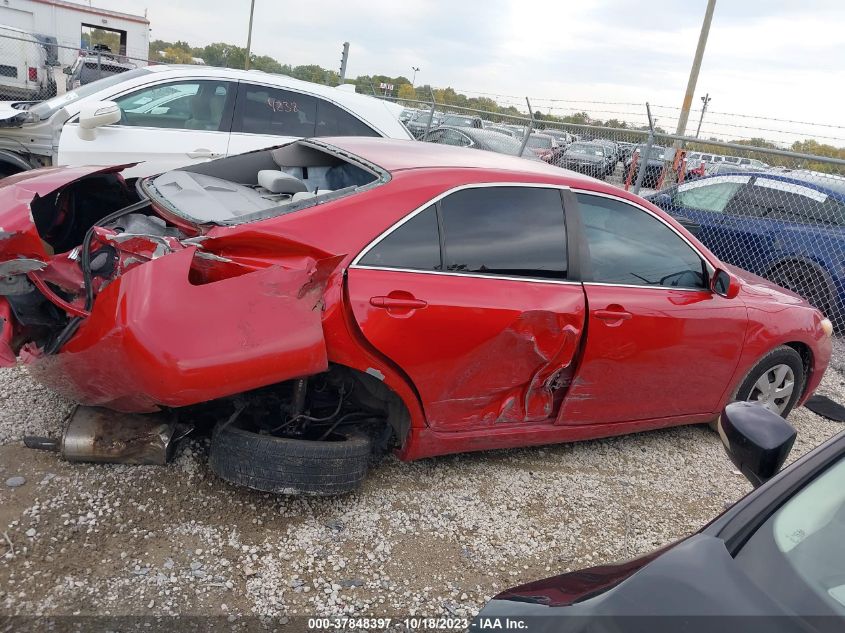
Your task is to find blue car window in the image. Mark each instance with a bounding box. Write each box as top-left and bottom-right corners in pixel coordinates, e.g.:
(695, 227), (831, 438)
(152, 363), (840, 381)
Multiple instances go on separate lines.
(675, 181), (745, 214)
(730, 181), (845, 226)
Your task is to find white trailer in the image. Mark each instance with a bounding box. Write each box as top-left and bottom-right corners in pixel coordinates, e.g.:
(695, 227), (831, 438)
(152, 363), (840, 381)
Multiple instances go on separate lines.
(0, 0), (149, 66)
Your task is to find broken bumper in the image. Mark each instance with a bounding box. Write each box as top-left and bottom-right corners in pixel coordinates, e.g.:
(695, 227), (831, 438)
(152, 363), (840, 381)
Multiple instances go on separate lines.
(16, 248), (334, 412)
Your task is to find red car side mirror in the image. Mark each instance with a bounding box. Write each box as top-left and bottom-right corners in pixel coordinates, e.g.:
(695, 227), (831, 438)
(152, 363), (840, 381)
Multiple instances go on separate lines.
(711, 269), (740, 299)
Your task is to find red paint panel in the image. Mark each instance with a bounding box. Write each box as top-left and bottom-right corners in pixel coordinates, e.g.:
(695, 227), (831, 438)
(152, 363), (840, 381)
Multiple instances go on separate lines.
(347, 268), (586, 430)
(0, 298), (15, 367)
(560, 285), (748, 424)
(23, 248), (337, 411)
(722, 266), (832, 409)
(0, 164), (134, 261)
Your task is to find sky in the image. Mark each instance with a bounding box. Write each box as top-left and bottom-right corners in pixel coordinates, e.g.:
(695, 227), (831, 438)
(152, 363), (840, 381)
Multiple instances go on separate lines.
(106, 0), (845, 146)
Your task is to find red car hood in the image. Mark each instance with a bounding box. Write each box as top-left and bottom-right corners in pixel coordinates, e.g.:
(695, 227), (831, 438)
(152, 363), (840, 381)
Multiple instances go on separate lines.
(724, 263), (807, 306)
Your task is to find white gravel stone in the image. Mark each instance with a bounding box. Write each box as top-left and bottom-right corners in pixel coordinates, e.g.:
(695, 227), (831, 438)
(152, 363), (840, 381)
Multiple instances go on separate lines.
(1, 353), (843, 619)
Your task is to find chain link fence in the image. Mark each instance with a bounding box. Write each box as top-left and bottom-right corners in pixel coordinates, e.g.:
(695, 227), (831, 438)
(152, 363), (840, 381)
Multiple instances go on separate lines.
(391, 95), (845, 327)
(0, 28), (149, 101)
(1, 28), (845, 327)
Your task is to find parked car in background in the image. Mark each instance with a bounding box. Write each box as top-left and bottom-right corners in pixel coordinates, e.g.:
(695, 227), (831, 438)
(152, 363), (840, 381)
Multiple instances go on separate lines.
(0, 138), (830, 494)
(0, 64), (411, 178)
(676, 150), (772, 179)
(0, 24), (54, 100)
(550, 141), (613, 178)
(617, 140), (636, 162)
(590, 138), (621, 175)
(405, 109), (442, 138)
(542, 128), (574, 147)
(422, 125), (538, 159)
(439, 113), (483, 128)
(648, 171), (845, 322)
(524, 132), (558, 160)
(686, 152), (770, 178)
(33, 34), (59, 68)
(624, 144), (667, 187)
(399, 107), (418, 124)
(64, 49), (137, 91)
(487, 125), (522, 139)
(476, 402), (845, 630)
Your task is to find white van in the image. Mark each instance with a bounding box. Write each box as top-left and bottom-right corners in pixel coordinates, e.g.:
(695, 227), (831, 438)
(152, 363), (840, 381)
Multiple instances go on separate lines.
(0, 24), (53, 101)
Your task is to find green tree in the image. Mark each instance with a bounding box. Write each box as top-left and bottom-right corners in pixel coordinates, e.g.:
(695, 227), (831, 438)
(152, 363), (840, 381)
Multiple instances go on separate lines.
(397, 83), (416, 102)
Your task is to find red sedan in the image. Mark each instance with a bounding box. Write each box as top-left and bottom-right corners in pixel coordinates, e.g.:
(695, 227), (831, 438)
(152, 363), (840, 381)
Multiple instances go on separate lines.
(0, 137), (832, 494)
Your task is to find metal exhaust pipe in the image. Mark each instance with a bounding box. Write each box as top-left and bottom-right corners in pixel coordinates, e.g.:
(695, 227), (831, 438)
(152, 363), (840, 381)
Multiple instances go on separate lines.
(24, 406), (185, 465)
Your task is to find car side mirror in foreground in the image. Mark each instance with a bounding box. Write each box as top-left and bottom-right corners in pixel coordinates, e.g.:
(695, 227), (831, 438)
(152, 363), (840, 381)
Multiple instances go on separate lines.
(76, 100), (121, 141)
(718, 402), (797, 487)
(711, 268), (740, 299)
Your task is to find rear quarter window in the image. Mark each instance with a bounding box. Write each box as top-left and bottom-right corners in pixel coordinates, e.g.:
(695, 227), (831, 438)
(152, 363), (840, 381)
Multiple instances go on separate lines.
(315, 100), (379, 137)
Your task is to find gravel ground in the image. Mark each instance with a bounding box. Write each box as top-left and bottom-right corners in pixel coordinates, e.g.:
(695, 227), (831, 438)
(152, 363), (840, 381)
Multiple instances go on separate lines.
(1, 356), (843, 625)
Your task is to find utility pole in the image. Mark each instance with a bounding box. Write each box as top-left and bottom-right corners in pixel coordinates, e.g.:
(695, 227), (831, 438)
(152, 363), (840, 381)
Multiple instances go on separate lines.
(674, 0), (716, 140)
(695, 93), (711, 138)
(244, 0), (256, 70)
(411, 66), (420, 86)
(339, 42), (350, 81)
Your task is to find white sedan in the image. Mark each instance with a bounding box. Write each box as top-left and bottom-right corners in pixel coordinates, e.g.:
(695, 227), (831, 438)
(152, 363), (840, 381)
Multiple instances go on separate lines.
(0, 65), (411, 178)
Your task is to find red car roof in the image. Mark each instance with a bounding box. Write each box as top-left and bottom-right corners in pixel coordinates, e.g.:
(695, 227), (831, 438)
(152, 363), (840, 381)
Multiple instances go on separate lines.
(318, 137), (667, 213)
(319, 137), (574, 177)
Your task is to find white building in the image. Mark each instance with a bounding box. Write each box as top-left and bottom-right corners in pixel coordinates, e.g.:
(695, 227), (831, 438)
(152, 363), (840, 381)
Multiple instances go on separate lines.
(0, 0), (150, 65)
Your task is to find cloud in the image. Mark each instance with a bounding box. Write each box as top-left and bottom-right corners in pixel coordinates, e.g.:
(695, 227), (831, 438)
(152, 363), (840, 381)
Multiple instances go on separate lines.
(107, 0), (845, 144)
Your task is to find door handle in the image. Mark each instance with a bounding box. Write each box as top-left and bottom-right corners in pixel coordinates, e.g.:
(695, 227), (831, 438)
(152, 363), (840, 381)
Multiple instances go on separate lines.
(186, 149), (220, 159)
(594, 309), (632, 321)
(370, 296), (428, 310)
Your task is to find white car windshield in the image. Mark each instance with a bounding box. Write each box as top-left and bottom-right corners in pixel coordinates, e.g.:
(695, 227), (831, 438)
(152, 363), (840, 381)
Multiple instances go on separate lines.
(28, 67), (153, 121)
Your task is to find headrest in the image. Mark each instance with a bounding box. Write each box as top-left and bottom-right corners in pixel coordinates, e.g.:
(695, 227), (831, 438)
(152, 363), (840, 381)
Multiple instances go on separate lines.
(257, 170), (308, 194)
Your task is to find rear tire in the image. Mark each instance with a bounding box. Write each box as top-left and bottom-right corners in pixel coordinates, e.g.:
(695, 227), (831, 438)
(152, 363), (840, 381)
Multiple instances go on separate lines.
(209, 423), (372, 495)
(767, 261), (835, 322)
(733, 346), (804, 418)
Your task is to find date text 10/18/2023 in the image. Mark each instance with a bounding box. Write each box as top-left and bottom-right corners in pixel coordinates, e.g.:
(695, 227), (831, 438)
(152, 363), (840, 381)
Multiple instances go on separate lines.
(305, 617), (528, 630)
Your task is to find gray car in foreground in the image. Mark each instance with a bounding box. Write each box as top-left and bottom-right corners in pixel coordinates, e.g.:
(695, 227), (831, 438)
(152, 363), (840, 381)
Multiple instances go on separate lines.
(475, 402), (845, 633)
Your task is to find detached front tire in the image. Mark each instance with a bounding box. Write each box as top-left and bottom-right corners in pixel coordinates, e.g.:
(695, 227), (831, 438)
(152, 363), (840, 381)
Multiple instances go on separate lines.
(734, 345), (805, 418)
(209, 423), (372, 495)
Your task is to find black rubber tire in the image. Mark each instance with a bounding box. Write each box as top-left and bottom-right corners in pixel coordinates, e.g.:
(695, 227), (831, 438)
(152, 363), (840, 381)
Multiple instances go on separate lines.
(733, 345), (805, 419)
(209, 423), (372, 495)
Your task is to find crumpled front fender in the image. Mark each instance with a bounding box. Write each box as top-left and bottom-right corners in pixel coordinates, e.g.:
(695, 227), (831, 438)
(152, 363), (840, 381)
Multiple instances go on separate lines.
(23, 247), (342, 411)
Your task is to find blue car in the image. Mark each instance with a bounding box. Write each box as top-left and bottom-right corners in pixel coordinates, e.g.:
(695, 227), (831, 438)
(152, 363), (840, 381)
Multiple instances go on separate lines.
(648, 171), (845, 323)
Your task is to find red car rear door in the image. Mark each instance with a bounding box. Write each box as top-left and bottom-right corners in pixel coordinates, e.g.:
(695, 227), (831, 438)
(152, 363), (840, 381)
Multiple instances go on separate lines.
(346, 185), (587, 432)
(558, 191), (748, 425)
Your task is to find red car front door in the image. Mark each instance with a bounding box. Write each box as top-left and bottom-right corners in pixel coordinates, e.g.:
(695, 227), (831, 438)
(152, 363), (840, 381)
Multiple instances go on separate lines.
(559, 192), (747, 425)
(346, 185), (587, 431)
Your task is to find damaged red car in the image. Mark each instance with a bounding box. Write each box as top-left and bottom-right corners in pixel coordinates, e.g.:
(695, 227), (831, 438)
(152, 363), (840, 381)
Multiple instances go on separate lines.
(0, 137), (833, 494)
